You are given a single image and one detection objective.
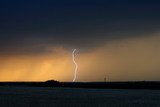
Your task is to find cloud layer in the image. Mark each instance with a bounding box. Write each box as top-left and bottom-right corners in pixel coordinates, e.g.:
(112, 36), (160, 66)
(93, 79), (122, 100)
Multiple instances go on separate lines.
(0, 0), (160, 55)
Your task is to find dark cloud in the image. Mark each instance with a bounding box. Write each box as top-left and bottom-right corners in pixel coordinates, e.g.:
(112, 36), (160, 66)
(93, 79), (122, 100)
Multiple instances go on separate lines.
(0, 0), (160, 55)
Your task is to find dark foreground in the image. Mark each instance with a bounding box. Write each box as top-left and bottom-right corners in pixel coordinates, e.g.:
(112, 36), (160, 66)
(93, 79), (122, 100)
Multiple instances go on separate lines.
(1, 81), (160, 90)
(0, 86), (160, 107)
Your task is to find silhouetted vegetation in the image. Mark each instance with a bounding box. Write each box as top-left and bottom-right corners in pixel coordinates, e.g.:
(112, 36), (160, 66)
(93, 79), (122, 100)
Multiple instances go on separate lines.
(45, 80), (60, 86)
(1, 81), (160, 90)
(0, 80), (60, 87)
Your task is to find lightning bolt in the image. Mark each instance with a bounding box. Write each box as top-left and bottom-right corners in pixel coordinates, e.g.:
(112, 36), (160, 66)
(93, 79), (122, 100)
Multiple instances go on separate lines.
(72, 49), (78, 82)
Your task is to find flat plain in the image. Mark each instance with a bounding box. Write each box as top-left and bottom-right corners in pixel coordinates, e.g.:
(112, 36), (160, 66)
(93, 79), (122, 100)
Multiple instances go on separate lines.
(0, 86), (160, 107)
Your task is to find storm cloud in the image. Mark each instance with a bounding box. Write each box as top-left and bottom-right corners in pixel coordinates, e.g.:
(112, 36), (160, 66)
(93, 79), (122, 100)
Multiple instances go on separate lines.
(0, 0), (160, 55)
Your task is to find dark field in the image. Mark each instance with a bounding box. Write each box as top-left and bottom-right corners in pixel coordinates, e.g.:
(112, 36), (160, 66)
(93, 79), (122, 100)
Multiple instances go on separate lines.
(0, 86), (160, 107)
(1, 81), (160, 89)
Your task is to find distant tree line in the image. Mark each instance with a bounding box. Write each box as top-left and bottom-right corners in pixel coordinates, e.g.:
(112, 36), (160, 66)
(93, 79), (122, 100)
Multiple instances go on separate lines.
(0, 81), (160, 90)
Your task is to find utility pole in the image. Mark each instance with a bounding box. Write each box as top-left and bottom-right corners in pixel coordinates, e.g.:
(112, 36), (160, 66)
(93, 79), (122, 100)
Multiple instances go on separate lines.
(104, 77), (106, 82)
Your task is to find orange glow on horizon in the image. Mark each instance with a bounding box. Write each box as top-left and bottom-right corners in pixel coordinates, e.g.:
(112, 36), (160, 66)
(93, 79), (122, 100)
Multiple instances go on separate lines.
(0, 34), (160, 82)
(0, 47), (73, 81)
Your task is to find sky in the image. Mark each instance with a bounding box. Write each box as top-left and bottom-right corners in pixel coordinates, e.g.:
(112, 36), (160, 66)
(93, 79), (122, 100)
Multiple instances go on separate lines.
(0, 0), (160, 81)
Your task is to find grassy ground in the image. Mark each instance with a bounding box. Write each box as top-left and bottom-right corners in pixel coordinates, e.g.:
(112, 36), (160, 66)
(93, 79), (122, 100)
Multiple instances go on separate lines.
(0, 86), (160, 107)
